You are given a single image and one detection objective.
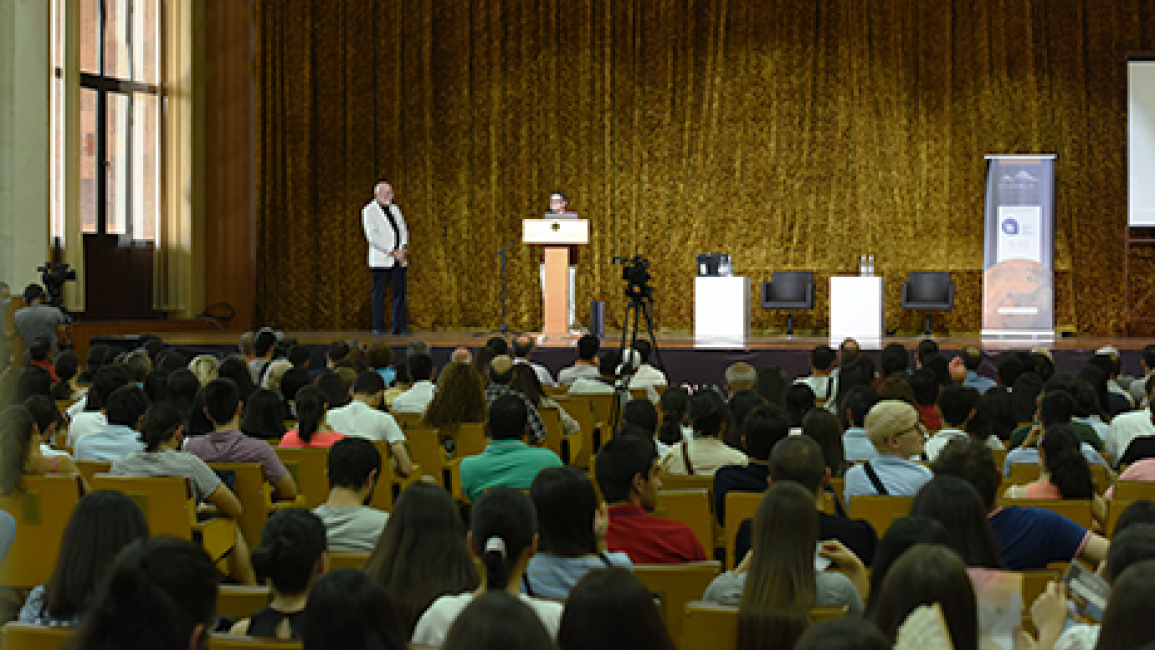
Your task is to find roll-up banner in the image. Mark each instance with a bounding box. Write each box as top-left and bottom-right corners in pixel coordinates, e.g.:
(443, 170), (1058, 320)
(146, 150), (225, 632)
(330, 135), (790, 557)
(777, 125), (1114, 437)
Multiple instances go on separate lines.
(981, 155), (1056, 341)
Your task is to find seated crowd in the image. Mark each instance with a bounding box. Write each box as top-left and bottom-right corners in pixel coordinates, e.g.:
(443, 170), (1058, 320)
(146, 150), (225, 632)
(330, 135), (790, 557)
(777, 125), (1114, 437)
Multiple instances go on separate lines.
(4, 327), (1155, 650)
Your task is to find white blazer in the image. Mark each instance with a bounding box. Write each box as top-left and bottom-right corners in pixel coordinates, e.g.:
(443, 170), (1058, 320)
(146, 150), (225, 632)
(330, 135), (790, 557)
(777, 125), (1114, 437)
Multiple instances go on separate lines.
(362, 200), (409, 268)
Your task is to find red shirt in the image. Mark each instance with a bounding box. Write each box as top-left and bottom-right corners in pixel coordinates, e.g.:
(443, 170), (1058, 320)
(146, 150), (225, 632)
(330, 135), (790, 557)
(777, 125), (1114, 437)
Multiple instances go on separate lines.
(603, 504), (708, 564)
(279, 430), (346, 449)
(916, 405), (942, 431)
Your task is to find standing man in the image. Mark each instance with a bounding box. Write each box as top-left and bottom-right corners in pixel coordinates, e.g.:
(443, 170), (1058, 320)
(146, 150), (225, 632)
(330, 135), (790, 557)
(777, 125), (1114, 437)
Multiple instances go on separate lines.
(362, 181), (409, 336)
(14, 284), (68, 356)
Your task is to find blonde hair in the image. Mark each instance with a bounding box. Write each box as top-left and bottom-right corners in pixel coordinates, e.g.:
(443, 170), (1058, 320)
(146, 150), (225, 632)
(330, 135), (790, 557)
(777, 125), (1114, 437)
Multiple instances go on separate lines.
(187, 355), (221, 386)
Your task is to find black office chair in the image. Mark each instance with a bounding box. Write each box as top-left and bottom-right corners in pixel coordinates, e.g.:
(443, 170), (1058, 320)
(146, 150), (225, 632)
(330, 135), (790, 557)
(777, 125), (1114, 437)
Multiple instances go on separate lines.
(760, 271), (815, 336)
(901, 272), (955, 337)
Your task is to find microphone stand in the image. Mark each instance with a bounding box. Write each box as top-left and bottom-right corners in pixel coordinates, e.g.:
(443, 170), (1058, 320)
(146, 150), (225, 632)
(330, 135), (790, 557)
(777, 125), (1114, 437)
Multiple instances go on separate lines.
(477, 237), (521, 337)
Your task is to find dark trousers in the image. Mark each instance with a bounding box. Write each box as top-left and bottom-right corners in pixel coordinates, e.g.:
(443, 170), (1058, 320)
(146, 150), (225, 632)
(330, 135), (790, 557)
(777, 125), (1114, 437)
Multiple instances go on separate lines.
(372, 266), (407, 333)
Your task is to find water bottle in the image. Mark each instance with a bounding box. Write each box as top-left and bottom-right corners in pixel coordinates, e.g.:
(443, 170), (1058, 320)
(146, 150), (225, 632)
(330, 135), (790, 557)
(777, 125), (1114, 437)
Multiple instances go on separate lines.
(859, 254), (866, 276)
(867, 254), (875, 277)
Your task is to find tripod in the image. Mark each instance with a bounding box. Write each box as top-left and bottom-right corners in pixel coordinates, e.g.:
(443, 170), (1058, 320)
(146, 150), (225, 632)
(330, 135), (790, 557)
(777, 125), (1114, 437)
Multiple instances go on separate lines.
(477, 238), (521, 337)
(608, 293), (663, 436)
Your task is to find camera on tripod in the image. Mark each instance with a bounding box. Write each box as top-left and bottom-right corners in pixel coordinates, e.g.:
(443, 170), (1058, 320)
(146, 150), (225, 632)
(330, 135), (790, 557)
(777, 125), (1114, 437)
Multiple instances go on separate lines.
(612, 254), (653, 301)
(36, 261), (77, 308)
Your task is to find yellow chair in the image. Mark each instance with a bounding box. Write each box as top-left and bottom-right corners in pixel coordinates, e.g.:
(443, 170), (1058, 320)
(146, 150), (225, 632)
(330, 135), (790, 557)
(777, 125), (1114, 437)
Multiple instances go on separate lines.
(634, 562), (721, 648)
(681, 602), (848, 650)
(846, 495), (914, 538)
(75, 460), (111, 486)
(723, 491), (762, 568)
(208, 634), (302, 649)
(90, 474), (237, 566)
(0, 474), (83, 588)
(555, 395), (596, 469)
(1111, 480), (1155, 501)
(1008, 463), (1040, 483)
(1, 622), (73, 650)
(328, 551), (371, 570)
(537, 405), (565, 459)
(368, 440), (422, 512)
(659, 474), (716, 492)
(1090, 464), (1111, 493)
(217, 585), (273, 619)
(391, 411), (424, 431)
(1020, 569), (1060, 610)
(991, 448), (1009, 471)
(209, 462), (277, 545)
(450, 421), (488, 458)
(656, 489), (714, 559)
(405, 427), (449, 489)
(273, 447), (331, 508)
(828, 477), (845, 513)
(1002, 499), (1094, 530)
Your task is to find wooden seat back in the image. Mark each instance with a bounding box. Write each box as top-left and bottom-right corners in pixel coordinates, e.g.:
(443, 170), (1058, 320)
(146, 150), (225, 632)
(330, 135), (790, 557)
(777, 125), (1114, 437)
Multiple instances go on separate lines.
(846, 495), (914, 537)
(208, 634), (303, 649)
(1, 622), (74, 650)
(681, 601), (848, 650)
(451, 421), (488, 458)
(0, 475), (83, 588)
(537, 405), (564, 459)
(1008, 462), (1040, 483)
(391, 411), (424, 431)
(273, 447), (330, 508)
(75, 460), (111, 486)
(328, 551), (371, 571)
(1112, 480), (1155, 501)
(404, 427), (447, 488)
(1001, 499), (1094, 530)
(91, 474), (197, 538)
(723, 491), (762, 568)
(217, 585), (273, 619)
(557, 394), (596, 468)
(634, 562), (721, 648)
(656, 489), (714, 558)
(209, 462), (272, 544)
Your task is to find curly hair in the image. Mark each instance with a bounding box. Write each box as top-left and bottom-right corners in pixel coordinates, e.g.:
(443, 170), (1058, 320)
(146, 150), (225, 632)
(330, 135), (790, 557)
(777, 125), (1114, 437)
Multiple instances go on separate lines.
(423, 362), (487, 428)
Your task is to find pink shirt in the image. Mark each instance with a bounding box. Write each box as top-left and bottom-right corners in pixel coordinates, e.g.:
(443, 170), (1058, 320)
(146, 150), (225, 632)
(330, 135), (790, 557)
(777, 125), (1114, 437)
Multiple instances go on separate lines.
(1105, 459), (1155, 498)
(1021, 481), (1063, 499)
(279, 430), (347, 449)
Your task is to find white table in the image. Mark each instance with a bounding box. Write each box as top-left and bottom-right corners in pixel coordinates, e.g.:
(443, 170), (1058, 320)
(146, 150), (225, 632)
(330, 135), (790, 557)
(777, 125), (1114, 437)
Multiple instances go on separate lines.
(829, 276), (884, 349)
(694, 276), (749, 348)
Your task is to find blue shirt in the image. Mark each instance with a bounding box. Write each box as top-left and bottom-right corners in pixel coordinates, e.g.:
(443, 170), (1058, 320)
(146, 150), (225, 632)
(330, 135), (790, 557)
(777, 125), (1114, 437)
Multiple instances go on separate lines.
(375, 366), (396, 386)
(964, 371), (998, 395)
(989, 506), (1089, 570)
(1003, 444), (1108, 477)
(459, 440), (563, 502)
(74, 424), (145, 462)
(843, 454), (932, 498)
(522, 552), (633, 599)
(843, 428), (879, 463)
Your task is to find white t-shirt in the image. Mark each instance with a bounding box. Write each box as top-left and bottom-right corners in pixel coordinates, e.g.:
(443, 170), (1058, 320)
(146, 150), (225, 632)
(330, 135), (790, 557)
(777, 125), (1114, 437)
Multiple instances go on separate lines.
(326, 400), (406, 444)
(67, 410), (108, 447)
(390, 381), (436, 414)
(411, 592), (563, 647)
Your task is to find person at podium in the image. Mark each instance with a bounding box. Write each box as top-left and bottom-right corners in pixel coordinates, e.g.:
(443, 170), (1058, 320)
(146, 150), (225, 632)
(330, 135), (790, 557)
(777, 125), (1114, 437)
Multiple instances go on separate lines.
(539, 191), (581, 332)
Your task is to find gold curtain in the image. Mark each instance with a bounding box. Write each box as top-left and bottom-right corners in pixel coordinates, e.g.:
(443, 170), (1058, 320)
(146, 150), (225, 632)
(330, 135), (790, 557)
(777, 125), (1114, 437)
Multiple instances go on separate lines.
(257, 0), (1152, 335)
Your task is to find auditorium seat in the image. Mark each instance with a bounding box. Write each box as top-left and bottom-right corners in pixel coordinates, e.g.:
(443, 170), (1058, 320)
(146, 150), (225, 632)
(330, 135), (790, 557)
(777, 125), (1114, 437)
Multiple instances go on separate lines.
(681, 601), (848, 650)
(536, 405), (565, 459)
(75, 460), (111, 487)
(1111, 480), (1155, 501)
(634, 562), (721, 648)
(209, 462), (305, 545)
(273, 447), (330, 508)
(553, 395), (593, 468)
(328, 551), (371, 571)
(1000, 498), (1094, 530)
(369, 440), (421, 511)
(1, 622), (72, 650)
(208, 634), (302, 649)
(217, 584), (273, 620)
(723, 491), (762, 568)
(0, 475), (82, 588)
(846, 495), (914, 537)
(403, 427), (450, 489)
(1105, 499), (1133, 537)
(655, 488), (714, 558)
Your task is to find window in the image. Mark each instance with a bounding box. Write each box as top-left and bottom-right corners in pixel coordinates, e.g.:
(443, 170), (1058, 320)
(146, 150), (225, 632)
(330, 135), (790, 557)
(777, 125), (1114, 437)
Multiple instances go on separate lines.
(53, 0), (162, 243)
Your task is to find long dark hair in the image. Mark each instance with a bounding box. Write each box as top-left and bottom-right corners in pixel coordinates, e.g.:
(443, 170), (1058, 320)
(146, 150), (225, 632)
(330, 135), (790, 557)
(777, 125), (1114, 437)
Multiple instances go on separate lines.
(293, 385), (327, 443)
(302, 569), (406, 650)
(140, 403), (183, 452)
(1010, 372), (1044, 425)
(41, 491), (149, 620)
(909, 475), (1004, 569)
(782, 384), (816, 429)
(362, 483), (479, 635)
(0, 405), (36, 495)
(864, 516), (951, 618)
(443, 591), (553, 650)
(801, 408), (848, 478)
(871, 544), (978, 650)
(531, 466), (598, 556)
(217, 356), (256, 403)
(75, 538), (218, 650)
(472, 487), (537, 591)
(1041, 425), (1093, 499)
(424, 362), (487, 428)
(1095, 560), (1155, 650)
(559, 568), (676, 650)
(656, 386), (690, 445)
(689, 390), (729, 439)
(509, 364), (546, 406)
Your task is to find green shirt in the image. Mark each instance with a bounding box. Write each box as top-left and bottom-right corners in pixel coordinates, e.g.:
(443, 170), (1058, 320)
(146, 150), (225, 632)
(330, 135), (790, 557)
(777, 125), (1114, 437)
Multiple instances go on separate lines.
(459, 440), (563, 502)
(1008, 421), (1103, 451)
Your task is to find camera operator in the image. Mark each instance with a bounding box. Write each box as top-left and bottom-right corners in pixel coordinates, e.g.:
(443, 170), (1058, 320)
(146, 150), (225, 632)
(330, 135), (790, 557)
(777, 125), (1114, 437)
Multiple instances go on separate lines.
(14, 284), (69, 357)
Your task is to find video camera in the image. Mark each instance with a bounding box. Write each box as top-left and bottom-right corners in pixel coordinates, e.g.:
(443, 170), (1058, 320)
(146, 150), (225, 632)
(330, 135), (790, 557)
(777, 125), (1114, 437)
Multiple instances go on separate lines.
(612, 254), (653, 301)
(36, 261), (77, 307)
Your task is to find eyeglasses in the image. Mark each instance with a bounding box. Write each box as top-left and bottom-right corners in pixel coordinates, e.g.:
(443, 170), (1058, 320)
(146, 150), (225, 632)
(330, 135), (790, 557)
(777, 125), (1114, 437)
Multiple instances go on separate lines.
(897, 423), (928, 440)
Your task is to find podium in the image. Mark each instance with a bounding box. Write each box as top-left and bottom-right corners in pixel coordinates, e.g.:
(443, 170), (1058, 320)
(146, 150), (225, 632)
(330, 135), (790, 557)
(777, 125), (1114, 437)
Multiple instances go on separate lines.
(523, 218), (589, 337)
(829, 276), (884, 349)
(694, 276), (749, 348)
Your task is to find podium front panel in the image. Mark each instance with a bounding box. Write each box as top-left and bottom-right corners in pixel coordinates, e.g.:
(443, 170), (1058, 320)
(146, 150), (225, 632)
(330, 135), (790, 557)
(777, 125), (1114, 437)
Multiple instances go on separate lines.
(694, 276), (749, 349)
(829, 276), (883, 349)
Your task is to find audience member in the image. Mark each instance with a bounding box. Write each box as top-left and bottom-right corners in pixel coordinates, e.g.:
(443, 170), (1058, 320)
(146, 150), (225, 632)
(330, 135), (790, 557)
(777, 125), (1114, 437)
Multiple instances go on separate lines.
(558, 568), (676, 650)
(313, 438), (390, 552)
(782, 382), (816, 432)
(512, 334), (555, 387)
(843, 400), (932, 498)
(1004, 393), (1109, 475)
(184, 378), (298, 501)
(754, 365), (789, 406)
(412, 488), (564, 646)
(924, 384), (979, 461)
(524, 466), (631, 599)
(909, 475), (1003, 568)
(931, 436), (1108, 570)
(1005, 425), (1099, 503)
(68, 364), (131, 445)
(302, 569), (406, 650)
(13, 284), (67, 357)
(596, 435), (706, 563)
(231, 509), (327, 639)
(801, 408), (848, 478)
(795, 345), (838, 405)
(840, 385), (880, 462)
(1009, 375), (1105, 451)
(51, 350), (83, 403)
(280, 385), (347, 448)
(655, 385), (692, 450)
(240, 388), (287, 442)
(661, 389), (747, 476)
(248, 328), (278, 385)
(862, 516), (952, 618)
(217, 356), (257, 404)
(723, 362), (757, 394)
(390, 353), (436, 415)
(558, 335), (601, 385)
(713, 404), (789, 524)
(383, 357), (411, 408)
(484, 355), (547, 444)
(960, 346), (996, 393)
(443, 591), (553, 650)
(568, 350), (618, 397)
(18, 491), (148, 626)
(794, 616), (890, 650)
(363, 482), (480, 635)
(74, 384), (148, 461)
(1105, 375), (1155, 463)
(77, 343), (112, 384)
(74, 538), (218, 650)
(459, 395), (562, 502)
(187, 353), (221, 387)
(870, 544), (978, 650)
(0, 403), (83, 495)
(907, 368), (942, 430)
(631, 340), (667, 387)
(510, 364), (581, 436)
(324, 371), (411, 473)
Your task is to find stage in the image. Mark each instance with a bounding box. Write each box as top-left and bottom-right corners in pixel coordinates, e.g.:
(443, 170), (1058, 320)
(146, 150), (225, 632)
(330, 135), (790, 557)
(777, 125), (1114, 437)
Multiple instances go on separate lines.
(87, 326), (1155, 389)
